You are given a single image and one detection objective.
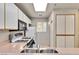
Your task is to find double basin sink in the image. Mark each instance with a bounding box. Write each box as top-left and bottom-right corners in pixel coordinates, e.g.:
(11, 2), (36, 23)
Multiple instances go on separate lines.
(21, 48), (58, 54)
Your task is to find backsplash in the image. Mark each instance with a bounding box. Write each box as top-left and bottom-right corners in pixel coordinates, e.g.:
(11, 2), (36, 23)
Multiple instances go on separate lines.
(0, 31), (10, 42)
(0, 31), (24, 43)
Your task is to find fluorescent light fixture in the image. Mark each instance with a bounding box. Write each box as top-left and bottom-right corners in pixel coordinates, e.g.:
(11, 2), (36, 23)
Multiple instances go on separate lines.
(33, 0), (47, 11)
(33, 3), (47, 11)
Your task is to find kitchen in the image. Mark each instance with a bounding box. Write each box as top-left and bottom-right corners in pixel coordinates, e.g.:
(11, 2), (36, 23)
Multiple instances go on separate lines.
(0, 3), (79, 55)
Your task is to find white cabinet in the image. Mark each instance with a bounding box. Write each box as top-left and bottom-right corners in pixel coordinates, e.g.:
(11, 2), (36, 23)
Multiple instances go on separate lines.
(18, 8), (27, 23)
(0, 3), (31, 30)
(18, 9), (24, 21)
(66, 36), (74, 48)
(18, 8), (31, 29)
(57, 36), (65, 48)
(23, 13), (31, 24)
(24, 15), (31, 24)
(23, 13), (27, 22)
(18, 8), (31, 24)
(57, 15), (65, 34)
(28, 18), (31, 24)
(0, 4), (4, 29)
(56, 14), (75, 48)
(66, 15), (74, 34)
(56, 15), (75, 34)
(5, 3), (18, 29)
(24, 14), (28, 23)
(57, 36), (74, 48)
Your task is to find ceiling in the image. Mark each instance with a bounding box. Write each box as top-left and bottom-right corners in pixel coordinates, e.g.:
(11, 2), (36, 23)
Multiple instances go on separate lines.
(15, 3), (79, 19)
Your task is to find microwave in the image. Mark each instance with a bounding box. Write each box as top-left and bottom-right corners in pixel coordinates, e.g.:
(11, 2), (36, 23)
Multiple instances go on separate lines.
(18, 20), (27, 31)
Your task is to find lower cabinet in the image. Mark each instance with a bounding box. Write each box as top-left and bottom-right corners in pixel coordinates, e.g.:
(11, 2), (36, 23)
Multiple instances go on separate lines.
(57, 36), (65, 48)
(66, 36), (74, 48)
(57, 36), (74, 48)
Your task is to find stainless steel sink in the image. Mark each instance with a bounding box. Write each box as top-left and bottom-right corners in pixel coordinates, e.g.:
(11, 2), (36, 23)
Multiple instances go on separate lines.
(21, 48), (58, 54)
(21, 48), (39, 53)
(39, 49), (58, 53)
(26, 49), (39, 53)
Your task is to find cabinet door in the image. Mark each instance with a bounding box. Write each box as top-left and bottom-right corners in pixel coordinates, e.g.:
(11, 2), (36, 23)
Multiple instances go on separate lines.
(18, 9), (25, 22)
(6, 3), (18, 29)
(66, 15), (74, 34)
(66, 36), (74, 48)
(56, 15), (65, 34)
(0, 4), (4, 29)
(57, 36), (65, 48)
(18, 9), (23, 21)
(23, 13), (27, 22)
(28, 18), (31, 24)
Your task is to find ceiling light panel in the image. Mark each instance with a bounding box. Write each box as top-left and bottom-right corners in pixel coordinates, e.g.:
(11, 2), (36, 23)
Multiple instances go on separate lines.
(33, 0), (47, 11)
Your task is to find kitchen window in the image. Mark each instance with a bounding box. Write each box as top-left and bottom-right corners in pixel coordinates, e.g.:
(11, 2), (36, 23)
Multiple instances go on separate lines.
(36, 22), (47, 32)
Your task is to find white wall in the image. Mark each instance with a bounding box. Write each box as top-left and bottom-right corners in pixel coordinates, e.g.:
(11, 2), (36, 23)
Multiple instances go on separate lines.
(32, 18), (50, 48)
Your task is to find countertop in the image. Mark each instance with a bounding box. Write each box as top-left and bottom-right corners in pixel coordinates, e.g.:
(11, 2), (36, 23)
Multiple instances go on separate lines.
(0, 40), (27, 54)
(0, 40), (79, 55)
(56, 48), (79, 55)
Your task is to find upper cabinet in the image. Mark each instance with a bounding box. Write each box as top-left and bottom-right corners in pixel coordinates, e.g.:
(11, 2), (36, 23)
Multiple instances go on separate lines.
(18, 9), (24, 21)
(66, 15), (74, 34)
(56, 14), (75, 34)
(5, 3), (18, 30)
(18, 8), (31, 29)
(0, 3), (31, 30)
(0, 4), (4, 29)
(18, 8), (31, 24)
(57, 15), (65, 34)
